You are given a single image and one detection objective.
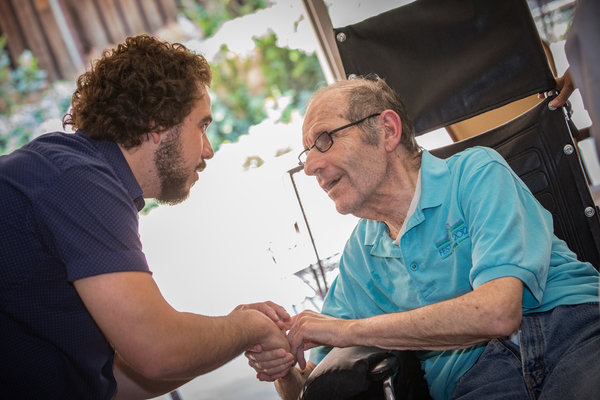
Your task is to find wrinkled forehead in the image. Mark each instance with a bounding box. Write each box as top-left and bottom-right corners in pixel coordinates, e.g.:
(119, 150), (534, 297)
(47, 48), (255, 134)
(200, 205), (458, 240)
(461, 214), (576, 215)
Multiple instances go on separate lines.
(302, 90), (348, 143)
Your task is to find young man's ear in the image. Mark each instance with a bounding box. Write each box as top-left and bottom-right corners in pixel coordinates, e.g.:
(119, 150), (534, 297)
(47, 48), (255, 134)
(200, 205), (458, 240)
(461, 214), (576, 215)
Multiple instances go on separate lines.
(148, 131), (161, 145)
(146, 120), (163, 145)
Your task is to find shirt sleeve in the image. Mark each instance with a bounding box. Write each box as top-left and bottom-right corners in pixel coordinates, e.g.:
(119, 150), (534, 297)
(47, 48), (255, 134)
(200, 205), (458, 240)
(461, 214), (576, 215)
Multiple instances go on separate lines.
(34, 164), (149, 282)
(458, 149), (553, 308)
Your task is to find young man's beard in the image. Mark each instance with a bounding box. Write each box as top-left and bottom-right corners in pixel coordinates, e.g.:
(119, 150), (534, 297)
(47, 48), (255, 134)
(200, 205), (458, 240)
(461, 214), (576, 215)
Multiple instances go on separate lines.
(153, 125), (194, 206)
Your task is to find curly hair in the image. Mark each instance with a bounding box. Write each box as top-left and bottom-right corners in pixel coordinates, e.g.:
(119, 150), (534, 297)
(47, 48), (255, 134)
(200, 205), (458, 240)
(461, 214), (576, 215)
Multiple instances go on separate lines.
(63, 34), (212, 149)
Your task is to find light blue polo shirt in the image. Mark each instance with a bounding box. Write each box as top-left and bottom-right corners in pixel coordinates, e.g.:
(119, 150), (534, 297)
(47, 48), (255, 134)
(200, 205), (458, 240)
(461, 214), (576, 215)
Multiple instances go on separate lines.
(309, 147), (599, 400)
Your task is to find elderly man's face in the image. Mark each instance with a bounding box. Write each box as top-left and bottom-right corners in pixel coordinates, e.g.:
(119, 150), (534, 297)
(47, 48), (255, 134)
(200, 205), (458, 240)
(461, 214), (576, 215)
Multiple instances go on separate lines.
(301, 92), (388, 217)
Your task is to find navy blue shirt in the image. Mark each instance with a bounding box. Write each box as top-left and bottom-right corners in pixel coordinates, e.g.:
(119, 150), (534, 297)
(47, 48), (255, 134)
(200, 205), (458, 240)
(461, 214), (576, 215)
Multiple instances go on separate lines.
(0, 131), (150, 399)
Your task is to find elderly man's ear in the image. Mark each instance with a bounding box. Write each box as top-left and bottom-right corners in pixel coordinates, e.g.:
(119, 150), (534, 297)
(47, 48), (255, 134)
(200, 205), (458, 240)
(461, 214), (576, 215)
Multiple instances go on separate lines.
(381, 110), (403, 152)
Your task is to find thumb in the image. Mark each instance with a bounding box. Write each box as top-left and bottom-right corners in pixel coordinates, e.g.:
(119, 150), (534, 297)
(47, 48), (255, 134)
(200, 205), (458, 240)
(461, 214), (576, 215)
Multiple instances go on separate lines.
(550, 91), (570, 109)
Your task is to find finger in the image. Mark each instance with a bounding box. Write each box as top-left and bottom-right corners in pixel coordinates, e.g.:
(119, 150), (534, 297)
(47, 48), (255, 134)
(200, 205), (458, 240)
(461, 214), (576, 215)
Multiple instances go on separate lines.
(284, 315), (298, 331)
(551, 91), (570, 108)
(248, 352), (293, 369)
(248, 344), (262, 353)
(256, 370), (292, 382)
(264, 307), (284, 326)
(264, 301), (291, 322)
(286, 313), (308, 339)
(296, 349), (307, 370)
(247, 347), (287, 361)
(256, 372), (277, 382)
(251, 302), (287, 326)
(286, 323), (305, 351)
(244, 351), (258, 362)
(249, 356), (295, 375)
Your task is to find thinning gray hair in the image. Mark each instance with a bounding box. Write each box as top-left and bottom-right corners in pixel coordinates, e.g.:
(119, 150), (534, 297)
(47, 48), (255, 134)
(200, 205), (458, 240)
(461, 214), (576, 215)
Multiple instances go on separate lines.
(307, 76), (420, 155)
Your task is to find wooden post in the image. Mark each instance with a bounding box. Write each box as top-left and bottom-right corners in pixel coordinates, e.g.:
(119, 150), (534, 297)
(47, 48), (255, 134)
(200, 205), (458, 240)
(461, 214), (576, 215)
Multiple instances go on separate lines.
(138, 0), (164, 33)
(63, 0), (110, 55)
(119, 0), (148, 35)
(156, 0), (178, 23)
(10, 0), (60, 80)
(32, 0), (80, 79)
(0, 0), (27, 65)
(95, 0), (128, 43)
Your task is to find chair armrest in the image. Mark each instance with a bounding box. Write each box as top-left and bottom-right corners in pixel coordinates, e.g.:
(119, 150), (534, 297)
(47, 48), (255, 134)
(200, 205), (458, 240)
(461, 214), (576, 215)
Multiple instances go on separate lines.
(299, 346), (431, 400)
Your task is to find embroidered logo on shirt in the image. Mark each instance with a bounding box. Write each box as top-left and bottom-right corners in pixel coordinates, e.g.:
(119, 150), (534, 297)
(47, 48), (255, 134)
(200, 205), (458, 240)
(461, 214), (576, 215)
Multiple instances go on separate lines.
(435, 220), (469, 259)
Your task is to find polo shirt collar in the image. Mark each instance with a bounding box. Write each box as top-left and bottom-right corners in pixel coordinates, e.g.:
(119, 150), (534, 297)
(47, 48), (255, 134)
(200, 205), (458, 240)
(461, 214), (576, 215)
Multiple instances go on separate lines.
(363, 150), (450, 250)
(420, 150), (449, 210)
(76, 131), (146, 212)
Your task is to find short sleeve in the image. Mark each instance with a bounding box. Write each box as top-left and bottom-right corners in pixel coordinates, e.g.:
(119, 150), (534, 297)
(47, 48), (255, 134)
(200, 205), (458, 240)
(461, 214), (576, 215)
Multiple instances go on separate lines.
(34, 165), (149, 281)
(458, 150), (553, 308)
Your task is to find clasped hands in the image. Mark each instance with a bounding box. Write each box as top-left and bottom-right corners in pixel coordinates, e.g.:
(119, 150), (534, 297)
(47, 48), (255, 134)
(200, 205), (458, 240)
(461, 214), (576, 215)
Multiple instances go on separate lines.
(241, 304), (350, 382)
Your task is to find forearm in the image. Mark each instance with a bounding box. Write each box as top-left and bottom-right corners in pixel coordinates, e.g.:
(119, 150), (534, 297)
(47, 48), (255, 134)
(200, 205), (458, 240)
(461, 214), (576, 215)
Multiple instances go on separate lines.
(288, 277), (523, 355)
(133, 309), (275, 380)
(112, 352), (191, 399)
(75, 272), (286, 381)
(275, 364), (315, 400)
(352, 277), (523, 350)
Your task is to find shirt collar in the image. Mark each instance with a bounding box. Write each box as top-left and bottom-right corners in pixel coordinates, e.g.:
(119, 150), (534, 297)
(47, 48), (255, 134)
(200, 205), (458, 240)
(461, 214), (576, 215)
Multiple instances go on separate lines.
(76, 131), (146, 212)
(420, 150), (449, 210)
(363, 150), (450, 248)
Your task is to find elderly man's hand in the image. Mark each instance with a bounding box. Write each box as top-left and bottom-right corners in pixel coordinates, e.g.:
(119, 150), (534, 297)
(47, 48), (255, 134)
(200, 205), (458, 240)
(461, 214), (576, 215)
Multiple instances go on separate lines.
(285, 310), (353, 370)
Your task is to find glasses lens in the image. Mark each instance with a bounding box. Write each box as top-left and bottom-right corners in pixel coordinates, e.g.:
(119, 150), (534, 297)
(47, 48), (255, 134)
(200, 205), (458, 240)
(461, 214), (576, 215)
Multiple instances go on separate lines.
(298, 150), (308, 166)
(315, 132), (333, 152)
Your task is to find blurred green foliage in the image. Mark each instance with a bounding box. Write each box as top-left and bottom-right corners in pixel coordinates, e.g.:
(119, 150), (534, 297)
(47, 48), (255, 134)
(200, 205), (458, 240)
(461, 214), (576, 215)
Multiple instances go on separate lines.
(181, 1), (325, 150)
(181, 0), (267, 38)
(1, 34), (53, 155)
(208, 34), (325, 149)
(0, 35), (48, 116)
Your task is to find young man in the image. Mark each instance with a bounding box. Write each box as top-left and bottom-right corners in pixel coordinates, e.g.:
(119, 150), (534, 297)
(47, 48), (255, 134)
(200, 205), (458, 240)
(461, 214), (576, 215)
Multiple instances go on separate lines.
(0, 35), (293, 399)
(246, 77), (600, 400)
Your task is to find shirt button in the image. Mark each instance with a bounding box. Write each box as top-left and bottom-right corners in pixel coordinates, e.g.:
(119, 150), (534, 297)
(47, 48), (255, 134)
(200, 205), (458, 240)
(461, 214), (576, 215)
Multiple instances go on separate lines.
(410, 263), (418, 271)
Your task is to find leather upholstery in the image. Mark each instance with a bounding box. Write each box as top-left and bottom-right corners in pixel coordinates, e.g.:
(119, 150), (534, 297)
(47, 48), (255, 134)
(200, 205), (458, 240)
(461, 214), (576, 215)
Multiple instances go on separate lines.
(334, 0), (555, 135)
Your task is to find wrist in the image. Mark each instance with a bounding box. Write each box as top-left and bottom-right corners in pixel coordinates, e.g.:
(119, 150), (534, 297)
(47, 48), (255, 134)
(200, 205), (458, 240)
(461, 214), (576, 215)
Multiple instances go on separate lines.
(275, 367), (308, 400)
(228, 308), (271, 349)
(348, 318), (369, 347)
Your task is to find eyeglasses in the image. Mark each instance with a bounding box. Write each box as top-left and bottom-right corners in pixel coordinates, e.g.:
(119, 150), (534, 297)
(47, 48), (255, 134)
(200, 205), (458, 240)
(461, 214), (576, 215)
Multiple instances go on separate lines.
(298, 113), (381, 166)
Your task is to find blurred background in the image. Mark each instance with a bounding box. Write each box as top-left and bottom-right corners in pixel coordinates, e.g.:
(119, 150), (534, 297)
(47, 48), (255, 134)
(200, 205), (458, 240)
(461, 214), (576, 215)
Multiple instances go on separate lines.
(0, 0), (596, 398)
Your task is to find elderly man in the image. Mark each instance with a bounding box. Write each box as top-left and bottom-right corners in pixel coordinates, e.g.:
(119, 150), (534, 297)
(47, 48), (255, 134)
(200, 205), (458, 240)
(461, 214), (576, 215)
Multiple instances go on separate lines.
(0, 35), (293, 399)
(246, 77), (600, 400)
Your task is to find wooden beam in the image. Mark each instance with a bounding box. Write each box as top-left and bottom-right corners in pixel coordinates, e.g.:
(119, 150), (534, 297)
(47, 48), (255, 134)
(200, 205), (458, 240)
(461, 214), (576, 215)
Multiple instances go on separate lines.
(95, 0), (128, 43)
(300, 0), (345, 84)
(119, 0), (147, 35)
(0, 0), (27, 64)
(156, 0), (178, 23)
(63, 0), (110, 55)
(138, 0), (164, 33)
(33, 0), (80, 79)
(10, 0), (60, 80)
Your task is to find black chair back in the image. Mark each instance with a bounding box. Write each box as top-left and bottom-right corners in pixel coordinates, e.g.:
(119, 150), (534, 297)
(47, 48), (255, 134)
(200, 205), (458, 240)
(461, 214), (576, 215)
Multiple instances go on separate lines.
(333, 0), (555, 135)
